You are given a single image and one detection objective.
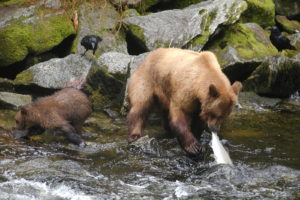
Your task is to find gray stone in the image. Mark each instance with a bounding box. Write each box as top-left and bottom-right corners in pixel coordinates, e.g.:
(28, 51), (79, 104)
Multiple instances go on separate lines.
(0, 92), (32, 109)
(74, 3), (127, 56)
(14, 54), (93, 89)
(123, 0), (247, 51)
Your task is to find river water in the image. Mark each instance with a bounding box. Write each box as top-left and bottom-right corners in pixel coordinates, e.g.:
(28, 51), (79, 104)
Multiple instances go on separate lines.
(0, 93), (299, 200)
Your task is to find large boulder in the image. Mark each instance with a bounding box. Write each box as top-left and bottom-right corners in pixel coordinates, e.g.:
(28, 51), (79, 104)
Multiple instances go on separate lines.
(72, 3), (127, 57)
(207, 23), (278, 81)
(273, 0), (300, 19)
(244, 55), (300, 98)
(123, 0), (247, 51)
(14, 54), (92, 89)
(240, 0), (275, 28)
(0, 2), (75, 68)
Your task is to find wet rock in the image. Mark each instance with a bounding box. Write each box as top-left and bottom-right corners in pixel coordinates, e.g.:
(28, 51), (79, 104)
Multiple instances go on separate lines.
(128, 135), (162, 156)
(14, 54), (92, 89)
(123, 0), (247, 51)
(0, 3), (75, 67)
(276, 15), (300, 34)
(273, 0), (300, 18)
(238, 92), (281, 111)
(244, 55), (300, 98)
(240, 0), (275, 28)
(72, 3), (127, 57)
(207, 23), (278, 81)
(0, 92), (32, 109)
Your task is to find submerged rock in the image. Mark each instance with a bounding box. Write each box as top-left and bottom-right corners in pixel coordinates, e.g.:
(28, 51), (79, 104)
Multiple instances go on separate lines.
(123, 0), (247, 51)
(14, 54), (92, 89)
(244, 55), (300, 98)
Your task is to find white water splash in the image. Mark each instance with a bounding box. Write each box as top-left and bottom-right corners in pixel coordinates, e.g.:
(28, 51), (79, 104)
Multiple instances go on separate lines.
(210, 132), (233, 165)
(0, 178), (95, 200)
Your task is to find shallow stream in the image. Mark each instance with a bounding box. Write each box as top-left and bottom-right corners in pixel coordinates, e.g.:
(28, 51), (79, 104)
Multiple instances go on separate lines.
(0, 93), (299, 200)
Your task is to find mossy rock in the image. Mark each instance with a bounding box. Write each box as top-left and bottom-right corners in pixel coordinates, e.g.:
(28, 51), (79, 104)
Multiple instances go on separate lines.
(240, 0), (275, 28)
(0, 13), (75, 67)
(208, 23), (278, 67)
(273, 0), (300, 18)
(276, 15), (300, 33)
(86, 64), (125, 110)
(244, 56), (300, 98)
(124, 0), (247, 51)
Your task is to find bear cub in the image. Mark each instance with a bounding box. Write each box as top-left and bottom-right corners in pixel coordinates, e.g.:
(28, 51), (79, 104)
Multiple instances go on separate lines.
(13, 88), (92, 147)
(127, 48), (242, 156)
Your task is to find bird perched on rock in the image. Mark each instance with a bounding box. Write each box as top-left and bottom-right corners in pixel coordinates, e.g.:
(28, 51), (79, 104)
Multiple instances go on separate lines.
(80, 35), (102, 56)
(268, 26), (296, 51)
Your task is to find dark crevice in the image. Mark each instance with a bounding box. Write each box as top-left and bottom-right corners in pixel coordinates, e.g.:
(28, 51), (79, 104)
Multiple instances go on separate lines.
(14, 84), (57, 99)
(126, 32), (148, 55)
(223, 62), (262, 83)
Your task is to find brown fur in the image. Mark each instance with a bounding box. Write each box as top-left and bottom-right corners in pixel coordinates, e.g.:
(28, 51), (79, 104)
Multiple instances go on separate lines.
(14, 88), (92, 146)
(127, 48), (242, 156)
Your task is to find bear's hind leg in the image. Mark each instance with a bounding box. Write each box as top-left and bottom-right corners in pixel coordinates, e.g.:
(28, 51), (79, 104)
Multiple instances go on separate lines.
(127, 82), (154, 143)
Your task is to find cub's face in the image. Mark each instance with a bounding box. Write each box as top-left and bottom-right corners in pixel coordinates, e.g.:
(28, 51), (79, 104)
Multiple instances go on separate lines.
(14, 107), (29, 130)
(200, 82), (242, 132)
(14, 110), (25, 130)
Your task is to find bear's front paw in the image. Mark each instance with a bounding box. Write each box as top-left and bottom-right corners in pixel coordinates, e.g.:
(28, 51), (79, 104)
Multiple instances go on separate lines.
(184, 140), (206, 156)
(128, 134), (142, 143)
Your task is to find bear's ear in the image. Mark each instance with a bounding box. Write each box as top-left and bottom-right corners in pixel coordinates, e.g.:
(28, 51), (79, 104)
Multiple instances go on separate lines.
(209, 84), (219, 98)
(20, 107), (28, 116)
(232, 81), (243, 95)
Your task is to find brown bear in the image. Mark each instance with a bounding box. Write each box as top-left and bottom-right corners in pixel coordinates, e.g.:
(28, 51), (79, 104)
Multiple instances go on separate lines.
(127, 48), (242, 156)
(13, 88), (92, 147)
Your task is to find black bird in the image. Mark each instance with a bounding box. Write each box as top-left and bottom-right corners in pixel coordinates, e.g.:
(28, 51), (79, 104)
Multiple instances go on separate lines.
(80, 35), (102, 56)
(268, 26), (296, 51)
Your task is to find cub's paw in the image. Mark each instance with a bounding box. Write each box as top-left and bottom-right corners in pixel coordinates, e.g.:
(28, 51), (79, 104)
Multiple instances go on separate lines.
(128, 134), (142, 143)
(184, 140), (206, 156)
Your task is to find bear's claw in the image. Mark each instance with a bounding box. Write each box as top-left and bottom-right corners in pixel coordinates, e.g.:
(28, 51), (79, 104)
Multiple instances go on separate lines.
(185, 140), (206, 156)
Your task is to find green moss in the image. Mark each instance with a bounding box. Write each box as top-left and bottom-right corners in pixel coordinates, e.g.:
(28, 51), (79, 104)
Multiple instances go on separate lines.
(208, 23), (278, 67)
(0, 0), (38, 7)
(244, 57), (300, 97)
(185, 9), (210, 48)
(125, 23), (148, 50)
(240, 0), (275, 28)
(276, 15), (300, 33)
(14, 70), (34, 84)
(0, 13), (74, 67)
(86, 65), (125, 110)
